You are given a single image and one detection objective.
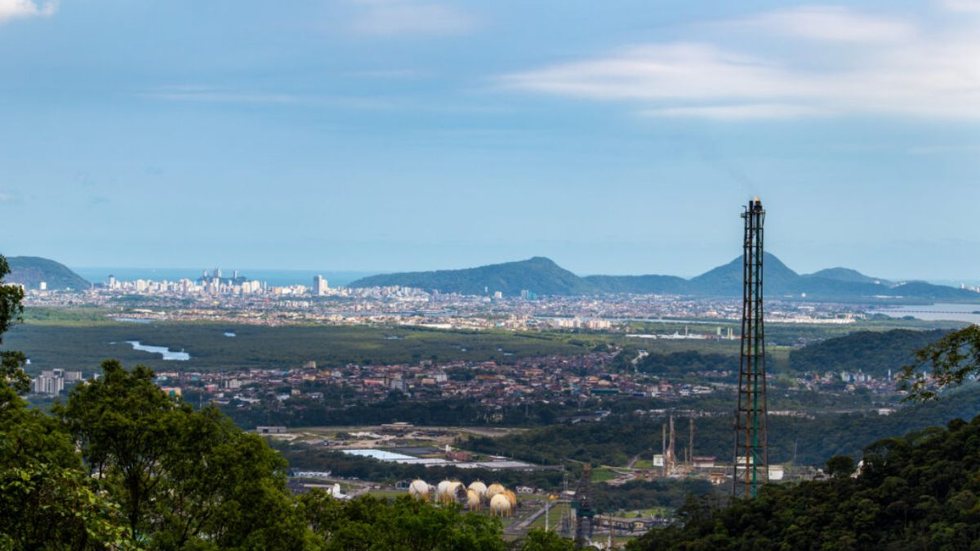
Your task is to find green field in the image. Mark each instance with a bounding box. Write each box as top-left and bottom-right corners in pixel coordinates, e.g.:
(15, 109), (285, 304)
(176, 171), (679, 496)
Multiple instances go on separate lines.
(7, 319), (598, 373)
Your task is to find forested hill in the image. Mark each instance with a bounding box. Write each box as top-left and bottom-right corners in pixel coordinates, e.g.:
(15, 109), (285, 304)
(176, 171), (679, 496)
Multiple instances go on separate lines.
(790, 329), (950, 377)
(350, 254), (980, 302)
(6, 256), (89, 290)
(629, 414), (980, 550)
(350, 256), (594, 296)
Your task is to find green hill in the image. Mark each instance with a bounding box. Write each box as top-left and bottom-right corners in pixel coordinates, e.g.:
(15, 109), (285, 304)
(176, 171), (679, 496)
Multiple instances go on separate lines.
(5, 256), (90, 290)
(349, 256), (594, 296)
(807, 266), (891, 285)
(790, 329), (949, 377)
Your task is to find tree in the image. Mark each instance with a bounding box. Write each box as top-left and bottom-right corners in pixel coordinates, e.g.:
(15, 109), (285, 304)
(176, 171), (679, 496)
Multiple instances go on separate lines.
(58, 360), (181, 538)
(0, 254), (130, 549)
(900, 325), (980, 401)
(513, 530), (575, 551)
(59, 360), (311, 549)
(300, 493), (505, 551)
(825, 455), (856, 479)
(0, 255), (28, 394)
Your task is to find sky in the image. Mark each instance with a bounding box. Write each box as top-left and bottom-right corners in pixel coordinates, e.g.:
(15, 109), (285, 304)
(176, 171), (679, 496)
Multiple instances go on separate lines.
(1, 0), (979, 279)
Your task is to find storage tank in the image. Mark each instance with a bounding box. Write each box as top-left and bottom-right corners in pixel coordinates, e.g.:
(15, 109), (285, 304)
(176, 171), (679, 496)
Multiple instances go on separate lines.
(468, 481), (488, 499)
(489, 494), (512, 517)
(446, 481), (466, 505)
(503, 489), (517, 509)
(466, 488), (481, 510)
(436, 480), (452, 501)
(408, 479), (430, 501)
(486, 483), (506, 500)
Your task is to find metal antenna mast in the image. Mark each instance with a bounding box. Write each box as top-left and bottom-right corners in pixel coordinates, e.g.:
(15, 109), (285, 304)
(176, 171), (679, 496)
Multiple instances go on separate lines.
(573, 465), (595, 548)
(733, 197), (768, 498)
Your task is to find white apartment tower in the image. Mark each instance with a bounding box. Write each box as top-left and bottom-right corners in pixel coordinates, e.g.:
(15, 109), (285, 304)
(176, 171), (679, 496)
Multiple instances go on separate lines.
(313, 275), (328, 296)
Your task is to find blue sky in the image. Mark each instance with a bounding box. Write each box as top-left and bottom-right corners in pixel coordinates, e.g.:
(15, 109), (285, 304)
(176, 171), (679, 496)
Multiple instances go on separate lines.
(1, 0), (979, 279)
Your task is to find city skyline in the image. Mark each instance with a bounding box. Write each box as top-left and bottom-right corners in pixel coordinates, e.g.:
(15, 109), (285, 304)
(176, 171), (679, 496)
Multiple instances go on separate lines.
(2, 1), (979, 279)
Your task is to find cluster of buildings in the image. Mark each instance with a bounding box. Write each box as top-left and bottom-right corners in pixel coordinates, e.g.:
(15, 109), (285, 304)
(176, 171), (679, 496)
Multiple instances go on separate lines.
(794, 369), (898, 393)
(25, 276), (865, 339)
(31, 368), (84, 395)
(148, 351), (726, 412)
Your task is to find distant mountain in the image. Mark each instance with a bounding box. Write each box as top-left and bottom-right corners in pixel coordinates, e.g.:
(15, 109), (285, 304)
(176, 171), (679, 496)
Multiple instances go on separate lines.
(5, 256), (90, 290)
(805, 267), (891, 286)
(349, 257), (594, 296)
(349, 254), (980, 303)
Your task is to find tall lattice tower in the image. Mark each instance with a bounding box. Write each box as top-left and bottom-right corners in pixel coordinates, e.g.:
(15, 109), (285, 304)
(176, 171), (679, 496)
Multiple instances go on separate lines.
(733, 197), (768, 498)
(573, 465), (595, 548)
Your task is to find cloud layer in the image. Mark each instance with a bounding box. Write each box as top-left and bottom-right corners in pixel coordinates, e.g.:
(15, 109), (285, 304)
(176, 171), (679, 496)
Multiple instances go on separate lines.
(500, 5), (980, 120)
(0, 0), (56, 23)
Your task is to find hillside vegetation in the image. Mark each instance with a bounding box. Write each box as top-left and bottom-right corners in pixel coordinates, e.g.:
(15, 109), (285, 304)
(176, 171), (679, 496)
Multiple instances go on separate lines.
(6, 256), (90, 290)
(789, 329), (950, 377)
(629, 415), (980, 550)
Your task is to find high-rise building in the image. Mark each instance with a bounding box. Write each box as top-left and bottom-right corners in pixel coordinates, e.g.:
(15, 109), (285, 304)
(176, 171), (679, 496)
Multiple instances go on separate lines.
(33, 369), (66, 395)
(313, 275), (328, 296)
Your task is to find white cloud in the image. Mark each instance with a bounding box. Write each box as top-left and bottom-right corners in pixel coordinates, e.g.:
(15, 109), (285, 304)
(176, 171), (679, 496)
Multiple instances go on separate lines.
(349, 0), (473, 36)
(731, 6), (915, 43)
(940, 0), (980, 13)
(498, 5), (980, 121)
(0, 0), (56, 23)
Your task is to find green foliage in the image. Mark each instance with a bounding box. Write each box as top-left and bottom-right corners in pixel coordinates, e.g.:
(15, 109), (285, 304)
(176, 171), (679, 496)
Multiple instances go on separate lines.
(900, 324), (980, 401)
(825, 455), (856, 479)
(593, 479), (715, 513)
(0, 256), (28, 394)
(299, 493), (504, 551)
(629, 415), (980, 551)
(58, 360), (309, 549)
(513, 529), (576, 551)
(0, 385), (132, 549)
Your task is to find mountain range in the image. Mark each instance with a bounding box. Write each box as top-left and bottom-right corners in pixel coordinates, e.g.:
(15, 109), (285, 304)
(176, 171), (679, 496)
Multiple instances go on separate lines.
(350, 255), (980, 302)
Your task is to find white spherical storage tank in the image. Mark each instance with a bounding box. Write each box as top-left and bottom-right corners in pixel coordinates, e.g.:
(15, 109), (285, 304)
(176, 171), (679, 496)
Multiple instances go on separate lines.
(445, 481), (465, 505)
(468, 481), (488, 498)
(408, 479), (430, 500)
(489, 494), (512, 517)
(485, 483), (505, 500)
(466, 488), (481, 510)
(436, 480), (452, 500)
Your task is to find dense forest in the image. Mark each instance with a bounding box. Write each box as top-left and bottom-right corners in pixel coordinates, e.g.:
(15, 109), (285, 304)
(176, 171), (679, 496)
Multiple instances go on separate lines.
(789, 329), (950, 377)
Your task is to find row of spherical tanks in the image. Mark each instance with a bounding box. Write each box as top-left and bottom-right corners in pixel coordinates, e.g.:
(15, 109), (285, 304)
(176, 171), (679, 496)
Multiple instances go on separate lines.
(408, 479), (517, 516)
